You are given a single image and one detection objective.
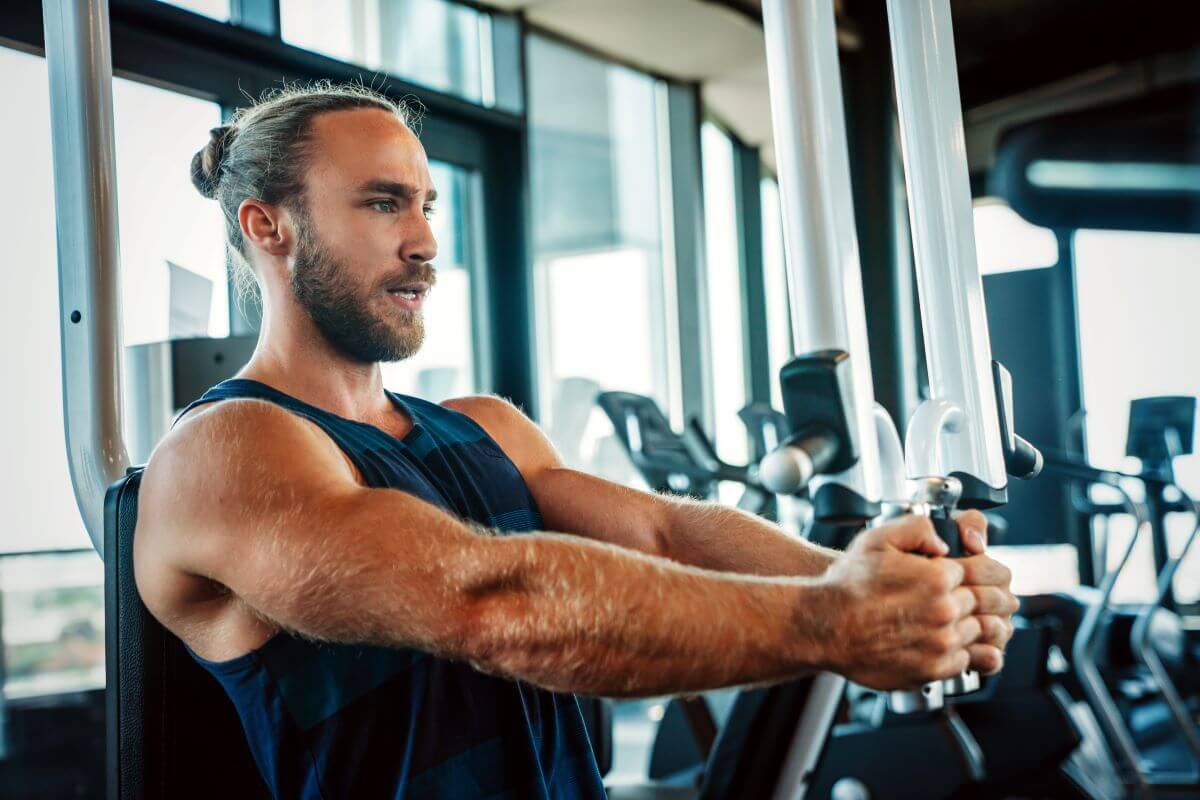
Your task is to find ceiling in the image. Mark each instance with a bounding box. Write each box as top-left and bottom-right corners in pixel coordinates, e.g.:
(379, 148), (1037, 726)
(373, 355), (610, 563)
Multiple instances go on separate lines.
(478, 0), (1200, 171)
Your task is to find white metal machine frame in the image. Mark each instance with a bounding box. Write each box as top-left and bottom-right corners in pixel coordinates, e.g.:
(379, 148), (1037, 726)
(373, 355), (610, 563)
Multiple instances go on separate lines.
(761, 0), (1041, 795)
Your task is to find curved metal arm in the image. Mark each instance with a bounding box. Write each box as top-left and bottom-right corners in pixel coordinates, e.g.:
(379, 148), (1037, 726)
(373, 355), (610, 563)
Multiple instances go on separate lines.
(1069, 477), (1152, 793)
(43, 0), (130, 557)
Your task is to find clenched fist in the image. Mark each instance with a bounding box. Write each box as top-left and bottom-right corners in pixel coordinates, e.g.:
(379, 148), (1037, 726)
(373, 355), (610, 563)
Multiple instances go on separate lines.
(813, 512), (1017, 691)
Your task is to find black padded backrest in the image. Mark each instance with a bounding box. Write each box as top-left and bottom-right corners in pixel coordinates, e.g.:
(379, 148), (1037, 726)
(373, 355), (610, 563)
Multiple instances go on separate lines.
(104, 469), (269, 800)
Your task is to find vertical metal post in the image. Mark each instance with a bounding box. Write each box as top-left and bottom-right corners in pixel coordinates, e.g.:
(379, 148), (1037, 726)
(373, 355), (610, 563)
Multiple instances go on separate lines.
(762, 0), (885, 508)
(762, 0), (906, 795)
(886, 0), (1007, 497)
(43, 0), (130, 557)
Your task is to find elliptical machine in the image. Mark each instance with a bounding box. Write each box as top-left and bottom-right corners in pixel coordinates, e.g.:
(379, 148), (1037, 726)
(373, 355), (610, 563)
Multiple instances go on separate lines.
(1025, 396), (1200, 797)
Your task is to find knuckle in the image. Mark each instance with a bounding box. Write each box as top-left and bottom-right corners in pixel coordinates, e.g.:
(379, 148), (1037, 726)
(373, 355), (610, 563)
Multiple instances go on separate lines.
(930, 597), (958, 626)
(931, 628), (958, 655)
(931, 563), (960, 593)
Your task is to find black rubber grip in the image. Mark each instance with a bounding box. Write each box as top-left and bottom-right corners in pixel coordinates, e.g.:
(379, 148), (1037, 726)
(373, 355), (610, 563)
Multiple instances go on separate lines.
(932, 515), (964, 558)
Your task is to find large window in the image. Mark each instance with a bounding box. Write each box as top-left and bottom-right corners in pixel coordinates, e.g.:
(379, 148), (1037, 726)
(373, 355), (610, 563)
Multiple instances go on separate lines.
(280, 0), (494, 106)
(701, 122), (748, 473)
(113, 78), (228, 346)
(381, 161), (480, 402)
(1074, 229), (1200, 603)
(0, 44), (104, 797)
(527, 35), (676, 486)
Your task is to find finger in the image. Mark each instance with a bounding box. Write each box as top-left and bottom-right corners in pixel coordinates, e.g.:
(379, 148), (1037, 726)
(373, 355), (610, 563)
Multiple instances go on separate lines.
(954, 510), (989, 554)
(955, 615), (983, 647)
(932, 649), (972, 681)
(969, 585), (1020, 616)
(959, 554), (1012, 588)
(927, 558), (967, 594)
(974, 614), (1012, 648)
(951, 586), (977, 617)
(967, 643), (1004, 676)
(875, 516), (947, 557)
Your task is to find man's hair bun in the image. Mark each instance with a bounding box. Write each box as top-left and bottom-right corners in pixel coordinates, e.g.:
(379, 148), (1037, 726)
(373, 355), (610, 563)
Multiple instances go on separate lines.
(189, 125), (236, 199)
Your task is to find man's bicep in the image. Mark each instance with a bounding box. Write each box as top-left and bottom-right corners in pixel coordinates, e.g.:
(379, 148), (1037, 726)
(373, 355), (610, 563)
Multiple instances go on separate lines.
(136, 401), (497, 649)
(447, 394), (674, 557)
(529, 467), (672, 558)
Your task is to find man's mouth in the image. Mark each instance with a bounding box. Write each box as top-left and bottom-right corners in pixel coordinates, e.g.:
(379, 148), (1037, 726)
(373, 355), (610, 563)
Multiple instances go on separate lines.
(385, 281), (430, 301)
(385, 281), (430, 310)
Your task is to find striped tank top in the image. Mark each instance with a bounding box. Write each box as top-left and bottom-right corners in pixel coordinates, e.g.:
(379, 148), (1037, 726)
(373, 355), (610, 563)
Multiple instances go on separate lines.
(178, 379), (607, 799)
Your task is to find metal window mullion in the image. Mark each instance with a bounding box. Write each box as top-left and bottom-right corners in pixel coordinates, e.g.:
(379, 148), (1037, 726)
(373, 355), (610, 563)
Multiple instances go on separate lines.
(732, 138), (772, 406)
(663, 82), (712, 434)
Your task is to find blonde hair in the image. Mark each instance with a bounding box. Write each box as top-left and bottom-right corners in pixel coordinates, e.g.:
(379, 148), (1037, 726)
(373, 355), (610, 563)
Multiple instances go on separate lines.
(189, 81), (419, 302)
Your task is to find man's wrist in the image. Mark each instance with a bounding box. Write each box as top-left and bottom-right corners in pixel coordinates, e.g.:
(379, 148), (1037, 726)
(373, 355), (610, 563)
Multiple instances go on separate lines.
(781, 578), (843, 674)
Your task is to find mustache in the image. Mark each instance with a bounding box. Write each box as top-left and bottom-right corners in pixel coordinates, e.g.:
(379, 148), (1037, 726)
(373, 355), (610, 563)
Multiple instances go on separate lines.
(378, 262), (438, 291)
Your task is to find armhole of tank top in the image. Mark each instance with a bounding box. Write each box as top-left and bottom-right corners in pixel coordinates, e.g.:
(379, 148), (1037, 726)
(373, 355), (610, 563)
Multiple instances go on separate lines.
(173, 393), (369, 486)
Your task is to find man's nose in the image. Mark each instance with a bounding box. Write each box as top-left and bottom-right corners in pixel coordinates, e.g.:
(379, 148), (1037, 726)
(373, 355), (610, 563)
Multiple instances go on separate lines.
(402, 215), (437, 266)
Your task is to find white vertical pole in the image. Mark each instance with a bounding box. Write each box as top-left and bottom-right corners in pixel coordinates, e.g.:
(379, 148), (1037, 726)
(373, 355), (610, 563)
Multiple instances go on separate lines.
(887, 0), (1007, 493)
(43, 0), (129, 556)
(762, 0), (882, 506)
(762, 1), (902, 795)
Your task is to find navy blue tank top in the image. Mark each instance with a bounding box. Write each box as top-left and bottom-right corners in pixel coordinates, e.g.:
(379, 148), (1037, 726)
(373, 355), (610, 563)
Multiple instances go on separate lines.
(177, 379), (607, 799)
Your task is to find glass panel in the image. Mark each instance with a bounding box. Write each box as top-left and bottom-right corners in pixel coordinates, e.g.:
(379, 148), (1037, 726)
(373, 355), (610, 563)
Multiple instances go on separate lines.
(0, 47), (90, 556)
(158, 0), (230, 20)
(973, 199), (1057, 275)
(112, 78), (228, 345)
(528, 35), (674, 488)
(761, 178), (792, 411)
(2, 552), (104, 699)
(380, 161), (477, 402)
(279, 0), (493, 106)
(1074, 228), (1200, 602)
(701, 123), (748, 477)
(0, 45), (104, 799)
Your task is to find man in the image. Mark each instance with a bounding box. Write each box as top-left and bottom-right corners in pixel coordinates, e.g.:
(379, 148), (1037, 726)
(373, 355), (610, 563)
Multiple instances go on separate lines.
(136, 83), (1017, 799)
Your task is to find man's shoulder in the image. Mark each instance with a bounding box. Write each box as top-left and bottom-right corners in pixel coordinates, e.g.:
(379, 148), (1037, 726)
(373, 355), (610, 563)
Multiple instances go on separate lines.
(440, 394), (526, 428)
(141, 396), (345, 517)
(439, 395), (561, 476)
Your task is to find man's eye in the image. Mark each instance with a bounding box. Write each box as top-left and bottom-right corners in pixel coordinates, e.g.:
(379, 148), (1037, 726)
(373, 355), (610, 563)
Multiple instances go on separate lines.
(370, 200), (397, 212)
(423, 206), (436, 220)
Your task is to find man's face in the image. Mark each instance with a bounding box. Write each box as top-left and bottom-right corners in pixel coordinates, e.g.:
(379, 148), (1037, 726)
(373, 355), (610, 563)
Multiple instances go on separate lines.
(289, 108), (439, 364)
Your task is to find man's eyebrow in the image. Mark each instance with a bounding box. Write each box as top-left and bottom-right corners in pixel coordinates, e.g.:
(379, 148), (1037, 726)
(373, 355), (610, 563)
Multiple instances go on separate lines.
(356, 180), (438, 203)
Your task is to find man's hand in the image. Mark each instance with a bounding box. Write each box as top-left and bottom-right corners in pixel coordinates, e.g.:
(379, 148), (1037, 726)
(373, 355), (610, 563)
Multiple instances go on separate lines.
(816, 516), (982, 691)
(954, 510), (1018, 675)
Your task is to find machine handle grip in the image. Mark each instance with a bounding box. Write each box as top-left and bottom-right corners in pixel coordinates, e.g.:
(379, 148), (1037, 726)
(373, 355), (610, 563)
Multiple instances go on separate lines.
(1006, 434), (1043, 480)
(932, 514), (965, 558)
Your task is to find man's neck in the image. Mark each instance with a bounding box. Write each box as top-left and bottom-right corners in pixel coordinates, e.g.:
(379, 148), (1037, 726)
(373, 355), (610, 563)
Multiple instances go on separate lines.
(239, 308), (394, 424)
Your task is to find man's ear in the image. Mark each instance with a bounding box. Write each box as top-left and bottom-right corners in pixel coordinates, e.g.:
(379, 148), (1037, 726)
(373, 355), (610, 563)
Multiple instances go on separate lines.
(239, 198), (294, 258)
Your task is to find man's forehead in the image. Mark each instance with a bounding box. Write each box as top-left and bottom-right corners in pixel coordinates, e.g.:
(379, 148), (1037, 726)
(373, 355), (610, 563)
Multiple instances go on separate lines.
(306, 108), (432, 191)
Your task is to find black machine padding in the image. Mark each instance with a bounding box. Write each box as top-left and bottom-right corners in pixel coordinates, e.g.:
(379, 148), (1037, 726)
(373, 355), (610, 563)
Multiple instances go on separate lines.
(104, 468), (269, 800)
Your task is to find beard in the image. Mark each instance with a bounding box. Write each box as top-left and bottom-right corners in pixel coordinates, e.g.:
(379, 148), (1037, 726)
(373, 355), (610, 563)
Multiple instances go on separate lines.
(289, 218), (436, 364)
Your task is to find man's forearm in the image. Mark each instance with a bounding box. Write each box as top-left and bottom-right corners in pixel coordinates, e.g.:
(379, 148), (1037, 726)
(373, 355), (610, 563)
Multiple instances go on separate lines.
(659, 497), (840, 578)
(462, 531), (834, 696)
